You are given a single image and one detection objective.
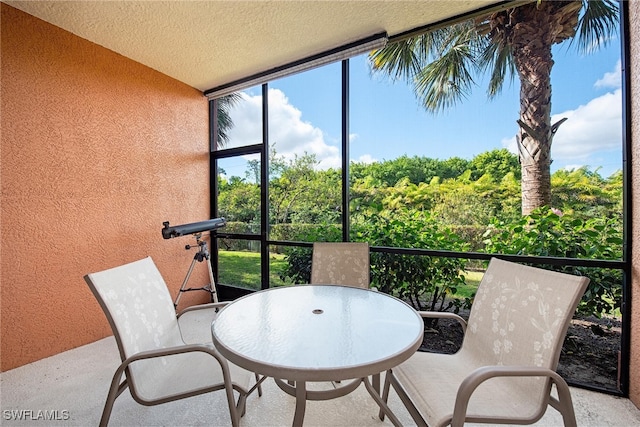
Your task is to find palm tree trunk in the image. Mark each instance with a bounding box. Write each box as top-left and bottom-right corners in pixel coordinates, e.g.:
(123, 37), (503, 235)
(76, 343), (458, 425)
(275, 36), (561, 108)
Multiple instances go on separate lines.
(515, 38), (553, 216)
(504, 1), (580, 215)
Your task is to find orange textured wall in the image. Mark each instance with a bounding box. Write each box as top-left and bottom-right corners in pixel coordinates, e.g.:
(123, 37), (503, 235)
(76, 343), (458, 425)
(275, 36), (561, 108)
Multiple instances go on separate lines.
(1, 4), (212, 371)
(629, 0), (640, 409)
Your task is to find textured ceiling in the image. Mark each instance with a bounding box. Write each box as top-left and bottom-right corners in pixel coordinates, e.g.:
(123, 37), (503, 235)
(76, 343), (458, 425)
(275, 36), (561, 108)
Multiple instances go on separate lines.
(6, 1), (503, 92)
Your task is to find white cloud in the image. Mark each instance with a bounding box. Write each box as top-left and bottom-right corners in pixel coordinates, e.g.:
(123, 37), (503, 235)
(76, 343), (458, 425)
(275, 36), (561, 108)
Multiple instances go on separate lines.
(501, 135), (518, 156)
(502, 63), (622, 169)
(594, 59), (621, 89)
(551, 88), (621, 160)
(225, 92), (264, 146)
(227, 89), (340, 170)
(355, 154), (377, 164)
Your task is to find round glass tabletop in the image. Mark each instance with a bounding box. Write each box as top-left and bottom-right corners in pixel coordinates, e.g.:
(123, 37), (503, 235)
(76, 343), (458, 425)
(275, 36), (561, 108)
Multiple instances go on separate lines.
(212, 285), (423, 381)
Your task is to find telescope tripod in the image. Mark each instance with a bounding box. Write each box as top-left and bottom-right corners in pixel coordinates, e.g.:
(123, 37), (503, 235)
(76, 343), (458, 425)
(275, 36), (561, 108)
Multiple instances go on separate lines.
(173, 233), (218, 309)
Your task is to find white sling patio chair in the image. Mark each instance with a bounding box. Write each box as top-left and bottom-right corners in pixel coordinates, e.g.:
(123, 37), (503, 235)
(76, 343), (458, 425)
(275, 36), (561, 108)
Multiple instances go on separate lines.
(311, 242), (370, 288)
(84, 256), (262, 427)
(309, 242), (376, 387)
(379, 257), (589, 427)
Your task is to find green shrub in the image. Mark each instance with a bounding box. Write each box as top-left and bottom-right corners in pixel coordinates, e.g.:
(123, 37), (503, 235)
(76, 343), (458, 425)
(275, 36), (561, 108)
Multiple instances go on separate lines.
(482, 207), (623, 317)
(354, 209), (471, 323)
(278, 210), (472, 324)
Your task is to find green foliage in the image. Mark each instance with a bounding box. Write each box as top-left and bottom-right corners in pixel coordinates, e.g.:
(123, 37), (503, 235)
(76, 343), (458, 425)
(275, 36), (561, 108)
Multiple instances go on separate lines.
(218, 146), (624, 321)
(551, 167), (622, 218)
(277, 225), (342, 284)
(469, 149), (521, 181)
(351, 165), (521, 234)
(429, 171), (521, 227)
(277, 245), (313, 285)
(278, 208), (474, 324)
(482, 207), (623, 316)
(218, 221), (260, 252)
(449, 225), (488, 252)
(350, 155), (469, 186)
(269, 151), (342, 225)
(353, 209), (471, 322)
(217, 177), (260, 223)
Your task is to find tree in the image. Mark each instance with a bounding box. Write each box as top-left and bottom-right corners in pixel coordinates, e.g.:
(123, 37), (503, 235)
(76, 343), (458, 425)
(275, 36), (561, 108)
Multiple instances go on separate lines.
(370, 0), (618, 214)
(350, 155), (469, 186)
(551, 167), (622, 218)
(217, 176), (260, 223)
(245, 159), (260, 183)
(268, 151), (341, 225)
(469, 148), (521, 181)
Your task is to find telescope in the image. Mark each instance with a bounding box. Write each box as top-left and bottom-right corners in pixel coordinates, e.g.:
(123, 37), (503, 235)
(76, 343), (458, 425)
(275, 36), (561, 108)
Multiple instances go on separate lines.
(162, 218), (227, 307)
(162, 218), (226, 239)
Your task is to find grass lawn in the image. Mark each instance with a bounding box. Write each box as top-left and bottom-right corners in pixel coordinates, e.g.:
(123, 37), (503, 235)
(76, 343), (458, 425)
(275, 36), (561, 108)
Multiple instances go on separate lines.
(218, 250), (292, 290)
(458, 271), (482, 298)
(218, 249), (483, 295)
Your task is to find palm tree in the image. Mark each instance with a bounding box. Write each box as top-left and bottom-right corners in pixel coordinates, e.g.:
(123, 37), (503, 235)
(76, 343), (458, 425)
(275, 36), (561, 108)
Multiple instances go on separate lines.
(370, 0), (619, 214)
(216, 93), (243, 147)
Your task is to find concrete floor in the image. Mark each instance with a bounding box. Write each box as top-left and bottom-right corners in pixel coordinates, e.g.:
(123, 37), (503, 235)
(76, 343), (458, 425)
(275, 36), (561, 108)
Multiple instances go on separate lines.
(2, 336), (640, 426)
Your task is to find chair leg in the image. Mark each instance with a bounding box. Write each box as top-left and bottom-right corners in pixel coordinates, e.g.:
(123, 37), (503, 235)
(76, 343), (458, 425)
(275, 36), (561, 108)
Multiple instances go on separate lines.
(364, 376), (402, 427)
(386, 370), (428, 427)
(255, 373), (263, 397)
(99, 370), (129, 427)
(237, 391), (248, 418)
(225, 386), (241, 427)
(550, 378), (578, 427)
(378, 369), (393, 421)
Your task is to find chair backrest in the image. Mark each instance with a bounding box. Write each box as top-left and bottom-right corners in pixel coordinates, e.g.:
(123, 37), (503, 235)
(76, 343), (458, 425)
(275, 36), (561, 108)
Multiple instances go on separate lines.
(461, 258), (589, 404)
(310, 242), (370, 288)
(84, 257), (183, 362)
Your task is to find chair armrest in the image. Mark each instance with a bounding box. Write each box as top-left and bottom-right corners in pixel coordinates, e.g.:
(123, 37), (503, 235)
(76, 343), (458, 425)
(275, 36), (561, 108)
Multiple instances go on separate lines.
(115, 344), (231, 385)
(177, 302), (230, 344)
(451, 365), (569, 427)
(122, 343), (226, 367)
(108, 344), (235, 405)
(417, 311), (467, 333)
(111, 344), (229, 384)
(177, 301), (229, 319)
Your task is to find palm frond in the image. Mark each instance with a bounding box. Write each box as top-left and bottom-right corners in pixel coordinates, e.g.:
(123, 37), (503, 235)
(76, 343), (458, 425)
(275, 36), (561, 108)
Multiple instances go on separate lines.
(218, 92), (243, 107)
(572, 0), (619, 54)
(371, 21), (483, 114)
(369, 33), (435, 80)
(480, 41), (515, 99)
(413, 30), (479, 113)
(368, 0), (618, 116)
(217, 93), (244, 147)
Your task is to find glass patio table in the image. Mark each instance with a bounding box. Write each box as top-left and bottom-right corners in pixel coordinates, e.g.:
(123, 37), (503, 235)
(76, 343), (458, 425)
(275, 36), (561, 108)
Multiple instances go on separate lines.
(211, 284), (423, 426)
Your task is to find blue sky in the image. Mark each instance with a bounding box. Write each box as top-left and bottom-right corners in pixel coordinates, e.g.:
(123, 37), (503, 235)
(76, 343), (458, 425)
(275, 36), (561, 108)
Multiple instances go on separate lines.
(225, 32), (622, 181)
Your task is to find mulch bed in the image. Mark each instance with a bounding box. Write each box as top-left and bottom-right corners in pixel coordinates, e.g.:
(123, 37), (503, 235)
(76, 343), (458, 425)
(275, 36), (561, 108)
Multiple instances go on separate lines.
(417, 312), (621, 392)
